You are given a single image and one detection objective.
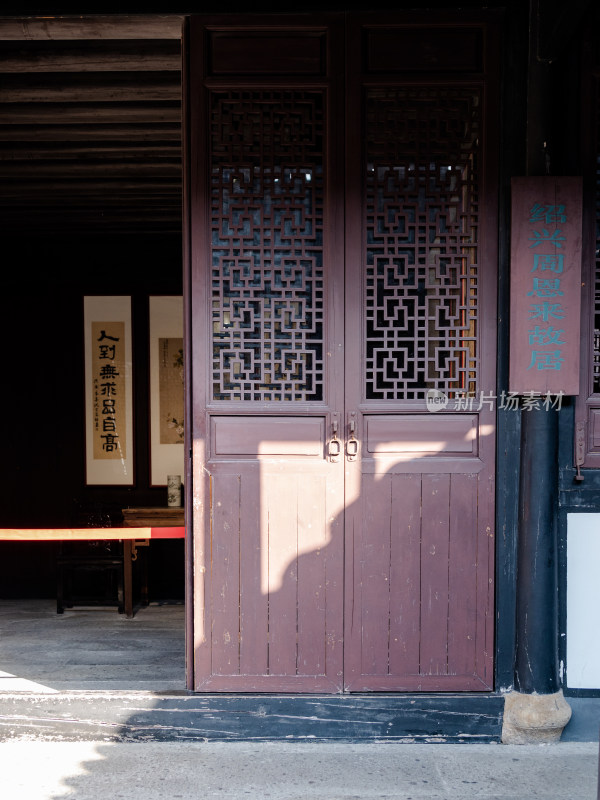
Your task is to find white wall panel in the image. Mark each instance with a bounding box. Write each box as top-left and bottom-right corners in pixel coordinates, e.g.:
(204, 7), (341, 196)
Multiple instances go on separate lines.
(567, 513), (600, 689)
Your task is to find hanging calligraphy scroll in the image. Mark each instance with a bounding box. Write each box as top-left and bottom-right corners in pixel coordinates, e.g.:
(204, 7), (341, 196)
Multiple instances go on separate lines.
(84, 296), (134, 485)
(509, 177), (583, 395)
(149, 295), (184, 487)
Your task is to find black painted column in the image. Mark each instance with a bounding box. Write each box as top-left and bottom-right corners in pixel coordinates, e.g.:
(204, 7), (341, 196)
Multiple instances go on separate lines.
(514, 407), (559, 694)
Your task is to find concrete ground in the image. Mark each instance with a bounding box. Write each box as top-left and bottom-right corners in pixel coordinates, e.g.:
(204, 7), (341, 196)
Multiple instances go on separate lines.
(0, 740), (597, 800)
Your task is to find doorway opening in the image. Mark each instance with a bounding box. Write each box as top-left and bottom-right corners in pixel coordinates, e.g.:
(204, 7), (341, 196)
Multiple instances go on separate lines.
(0, 14), (187, 692)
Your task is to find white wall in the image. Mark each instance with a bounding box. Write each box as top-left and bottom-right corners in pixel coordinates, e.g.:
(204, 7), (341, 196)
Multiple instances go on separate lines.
(567, 513), (600, 689)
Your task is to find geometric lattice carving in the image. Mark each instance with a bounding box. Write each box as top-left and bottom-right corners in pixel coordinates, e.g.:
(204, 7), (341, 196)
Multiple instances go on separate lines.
(210, 91), (324, 402)
(365, 88), (481, 400)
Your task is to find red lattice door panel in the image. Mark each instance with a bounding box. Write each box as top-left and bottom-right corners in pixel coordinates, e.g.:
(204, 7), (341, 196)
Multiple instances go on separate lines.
(188, 18), (346, 692)
(343, 22), (498, 691)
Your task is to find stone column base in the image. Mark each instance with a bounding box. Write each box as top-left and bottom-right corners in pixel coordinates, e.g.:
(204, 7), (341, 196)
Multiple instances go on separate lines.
(501, 690), (572, 744)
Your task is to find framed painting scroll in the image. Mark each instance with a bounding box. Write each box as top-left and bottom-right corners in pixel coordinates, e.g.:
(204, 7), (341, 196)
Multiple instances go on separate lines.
(84, 296), (134, 485)
(149, 295), (184, 486)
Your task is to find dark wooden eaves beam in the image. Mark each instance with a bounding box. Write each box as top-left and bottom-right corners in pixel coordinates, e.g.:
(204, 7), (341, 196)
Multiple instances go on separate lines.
(0, 15), (184, 41)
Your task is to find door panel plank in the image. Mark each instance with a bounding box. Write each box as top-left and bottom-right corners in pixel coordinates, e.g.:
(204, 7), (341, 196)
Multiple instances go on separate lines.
(297, 474), (328, 676)
(267, 474), (300, 676)
(240, 469), (268, 676)
(389, 473), (422, 677)
(447, 473), (478, 678)
(213, 417), (325, 457)
(211, 473), (241, 676)
(359, 472), (392, 676)
(476, 471), (496, 688)
(419, 473), (451, 677)
(366, 415), (478, 455)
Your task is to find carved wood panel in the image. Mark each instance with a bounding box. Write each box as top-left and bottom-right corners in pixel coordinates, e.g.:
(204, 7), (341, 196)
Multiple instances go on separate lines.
(210, 91), (325, 402)
(365, 88), (481, 401)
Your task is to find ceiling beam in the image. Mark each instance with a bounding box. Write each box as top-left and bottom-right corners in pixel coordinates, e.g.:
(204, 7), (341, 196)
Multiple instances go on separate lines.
(0, 103), (181, 124)
(1, 179), (182, 193)
(0, 14), (186, 235)
(0, 144), (181, 160)
(0, 161), (181, 177)
(0, 218), (182, 234)
(0, 123), (182, 142)
(1, 72), (181, 103)
(0, 41), (181, 72)
(0, 16), (184, 41)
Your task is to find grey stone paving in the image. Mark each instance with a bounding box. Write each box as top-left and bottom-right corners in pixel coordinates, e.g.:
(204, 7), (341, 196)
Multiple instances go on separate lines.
(0, 741), (597, 800)
(0, 599), (185, 691)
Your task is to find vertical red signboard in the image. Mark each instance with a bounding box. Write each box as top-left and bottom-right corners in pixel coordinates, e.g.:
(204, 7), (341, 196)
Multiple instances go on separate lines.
(509, 177), (583, 395)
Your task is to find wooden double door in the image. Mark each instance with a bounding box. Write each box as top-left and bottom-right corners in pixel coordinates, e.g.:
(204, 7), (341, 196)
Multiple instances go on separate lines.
(187, 15), (498, 692)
